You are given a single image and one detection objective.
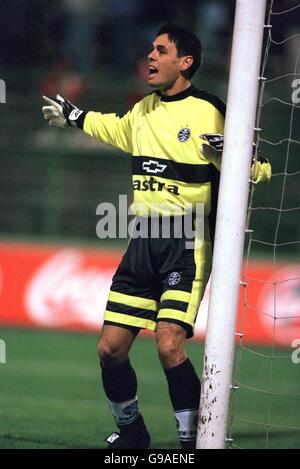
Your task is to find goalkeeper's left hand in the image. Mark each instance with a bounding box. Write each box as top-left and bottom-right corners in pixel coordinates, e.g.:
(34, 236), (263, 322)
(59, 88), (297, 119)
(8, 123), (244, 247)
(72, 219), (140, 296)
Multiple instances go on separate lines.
(42, 95), (85, 128)
(199, 133), (271, 184)
(250, 151), (272, 184)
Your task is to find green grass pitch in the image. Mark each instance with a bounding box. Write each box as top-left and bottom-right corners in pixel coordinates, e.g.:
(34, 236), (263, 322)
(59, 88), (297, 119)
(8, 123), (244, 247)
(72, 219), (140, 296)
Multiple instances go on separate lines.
(0, 327), (299, 449)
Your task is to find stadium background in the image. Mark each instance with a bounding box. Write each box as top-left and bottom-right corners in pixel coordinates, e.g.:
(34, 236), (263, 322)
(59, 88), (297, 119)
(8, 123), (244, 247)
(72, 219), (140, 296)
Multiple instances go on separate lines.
(0, 0), (299, 449)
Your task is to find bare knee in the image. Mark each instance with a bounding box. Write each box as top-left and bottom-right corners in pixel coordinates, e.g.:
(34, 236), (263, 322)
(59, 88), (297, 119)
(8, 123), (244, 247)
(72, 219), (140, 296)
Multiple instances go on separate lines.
(157, 337), (183, 368)
(97, 325), (137, 367)
(97, 338), (128, 367)
(156, 322), (187, 369)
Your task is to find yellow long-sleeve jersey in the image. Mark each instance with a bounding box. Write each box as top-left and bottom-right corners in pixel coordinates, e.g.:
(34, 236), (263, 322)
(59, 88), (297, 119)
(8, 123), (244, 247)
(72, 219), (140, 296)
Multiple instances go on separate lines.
(82, 86), (270, 231)
(83, 86), (225, 219)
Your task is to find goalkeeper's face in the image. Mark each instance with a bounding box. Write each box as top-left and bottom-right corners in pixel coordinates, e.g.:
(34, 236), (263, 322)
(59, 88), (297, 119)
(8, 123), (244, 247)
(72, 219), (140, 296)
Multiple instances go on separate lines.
(147, 33), (193, 94)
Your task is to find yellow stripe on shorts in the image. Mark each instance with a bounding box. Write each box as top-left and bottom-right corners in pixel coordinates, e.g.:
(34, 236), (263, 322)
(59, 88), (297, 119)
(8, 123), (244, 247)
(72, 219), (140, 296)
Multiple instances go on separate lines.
(160, 290), (191, 303)
(186, 219), (212, 323)
(157, 308), (187, 323)
(108, 291), (158, 311)
(104, 310), (157, 331)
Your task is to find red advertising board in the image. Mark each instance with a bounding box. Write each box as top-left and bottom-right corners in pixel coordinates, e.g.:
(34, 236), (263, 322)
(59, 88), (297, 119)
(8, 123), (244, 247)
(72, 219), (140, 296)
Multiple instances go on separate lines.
(0, 241), (299, 346)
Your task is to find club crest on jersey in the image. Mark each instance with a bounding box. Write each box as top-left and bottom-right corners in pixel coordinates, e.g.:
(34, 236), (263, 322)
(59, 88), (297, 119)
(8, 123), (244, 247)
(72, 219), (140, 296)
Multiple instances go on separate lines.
(178, 127), (191, 142)
(168, 272), (181, 286)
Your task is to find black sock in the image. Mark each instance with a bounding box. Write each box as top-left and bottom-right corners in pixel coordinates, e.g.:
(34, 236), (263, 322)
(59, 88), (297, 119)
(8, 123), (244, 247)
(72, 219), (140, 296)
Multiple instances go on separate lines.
(101, 359), (137, 402)
(164, 358), (200, 448)
(101, 359), (147, 436)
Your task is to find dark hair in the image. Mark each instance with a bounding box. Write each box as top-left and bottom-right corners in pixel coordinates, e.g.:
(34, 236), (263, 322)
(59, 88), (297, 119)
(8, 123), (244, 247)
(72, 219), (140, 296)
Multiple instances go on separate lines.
(156, 24), (203, 79)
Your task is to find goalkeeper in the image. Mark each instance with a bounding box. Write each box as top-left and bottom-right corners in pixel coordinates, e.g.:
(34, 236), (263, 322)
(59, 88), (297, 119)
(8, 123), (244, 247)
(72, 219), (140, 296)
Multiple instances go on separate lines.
(42, 24), (271, 449)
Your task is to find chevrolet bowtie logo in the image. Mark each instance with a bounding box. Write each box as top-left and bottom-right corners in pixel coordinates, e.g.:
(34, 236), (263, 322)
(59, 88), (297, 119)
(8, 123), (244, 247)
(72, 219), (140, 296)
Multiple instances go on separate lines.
(142, 160), (167, 174)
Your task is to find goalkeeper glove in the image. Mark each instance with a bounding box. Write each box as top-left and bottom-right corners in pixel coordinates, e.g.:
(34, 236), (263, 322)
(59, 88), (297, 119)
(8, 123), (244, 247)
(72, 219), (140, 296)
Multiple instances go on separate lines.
(199, 133), (224, 166)
(42, 95), (85, 128)
(251, 151), (272, 184)
(199, 133), (271, 183)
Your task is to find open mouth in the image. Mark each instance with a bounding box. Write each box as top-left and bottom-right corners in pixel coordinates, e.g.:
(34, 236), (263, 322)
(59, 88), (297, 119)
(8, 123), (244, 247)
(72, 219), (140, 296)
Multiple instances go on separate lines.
(148, 65), (158, 78)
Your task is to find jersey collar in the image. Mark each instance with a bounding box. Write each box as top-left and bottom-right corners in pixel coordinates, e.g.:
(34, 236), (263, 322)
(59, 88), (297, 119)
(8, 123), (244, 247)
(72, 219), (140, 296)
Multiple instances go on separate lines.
(158, 85), (195, 102)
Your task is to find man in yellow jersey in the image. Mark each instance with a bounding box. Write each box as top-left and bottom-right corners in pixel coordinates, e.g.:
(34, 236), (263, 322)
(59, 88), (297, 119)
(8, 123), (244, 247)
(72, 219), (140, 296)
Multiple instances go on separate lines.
(42, 24), (271, 449)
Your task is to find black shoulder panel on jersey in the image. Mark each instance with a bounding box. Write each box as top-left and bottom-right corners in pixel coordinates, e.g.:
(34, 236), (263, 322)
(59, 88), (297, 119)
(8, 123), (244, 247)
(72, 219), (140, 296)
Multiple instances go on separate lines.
(190, 88), (226, 117)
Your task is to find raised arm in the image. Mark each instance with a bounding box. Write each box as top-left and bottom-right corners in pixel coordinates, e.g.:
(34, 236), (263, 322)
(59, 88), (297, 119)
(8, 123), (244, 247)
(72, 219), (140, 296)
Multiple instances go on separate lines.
(42, 94), (134, 154)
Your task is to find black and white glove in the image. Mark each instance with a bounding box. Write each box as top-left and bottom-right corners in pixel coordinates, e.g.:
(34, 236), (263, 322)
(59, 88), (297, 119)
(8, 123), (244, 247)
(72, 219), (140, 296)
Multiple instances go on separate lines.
(42, 94), (85, 128)
(199, 133), (271, 183)
(199, 133), (224, 165)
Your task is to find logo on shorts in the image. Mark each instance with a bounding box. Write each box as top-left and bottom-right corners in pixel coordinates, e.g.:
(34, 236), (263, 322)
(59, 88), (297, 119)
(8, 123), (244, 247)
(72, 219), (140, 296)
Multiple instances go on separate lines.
(178, 127), (191, 142)
(168, 272), (181, 286)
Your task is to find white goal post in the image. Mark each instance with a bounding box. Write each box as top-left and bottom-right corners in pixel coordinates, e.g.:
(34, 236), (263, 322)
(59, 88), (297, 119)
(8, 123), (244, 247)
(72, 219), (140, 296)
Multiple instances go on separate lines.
(196, 0), (267, 449)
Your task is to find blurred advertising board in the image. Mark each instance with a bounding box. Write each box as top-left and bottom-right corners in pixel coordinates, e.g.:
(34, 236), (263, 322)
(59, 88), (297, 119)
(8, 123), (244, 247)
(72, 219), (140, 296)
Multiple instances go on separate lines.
(0, 242), (299, 346)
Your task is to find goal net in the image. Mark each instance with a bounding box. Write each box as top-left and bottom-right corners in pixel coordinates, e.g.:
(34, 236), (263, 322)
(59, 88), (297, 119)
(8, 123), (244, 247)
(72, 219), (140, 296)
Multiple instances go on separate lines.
(228, 0), (300, 449)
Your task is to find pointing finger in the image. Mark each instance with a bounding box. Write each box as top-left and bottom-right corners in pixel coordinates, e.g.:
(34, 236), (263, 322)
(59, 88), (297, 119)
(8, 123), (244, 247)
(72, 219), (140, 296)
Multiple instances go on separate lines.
(42, 95), (59, 107)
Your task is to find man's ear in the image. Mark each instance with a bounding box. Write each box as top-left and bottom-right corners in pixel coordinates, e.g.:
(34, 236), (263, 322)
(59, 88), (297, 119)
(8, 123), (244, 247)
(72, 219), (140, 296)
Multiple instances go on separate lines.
(180, 55), (194, 73)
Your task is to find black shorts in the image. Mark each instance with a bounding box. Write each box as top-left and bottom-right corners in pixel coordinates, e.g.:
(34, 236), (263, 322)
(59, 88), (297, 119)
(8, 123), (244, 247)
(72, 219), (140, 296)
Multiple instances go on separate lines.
(103, 216), (212, 338)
